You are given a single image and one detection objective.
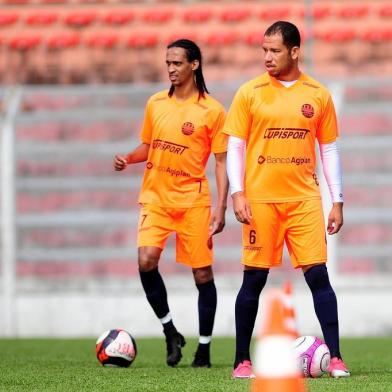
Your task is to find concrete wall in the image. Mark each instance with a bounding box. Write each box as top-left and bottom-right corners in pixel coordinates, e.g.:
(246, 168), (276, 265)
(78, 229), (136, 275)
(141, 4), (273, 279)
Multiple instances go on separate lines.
(1, 277), (392, 338)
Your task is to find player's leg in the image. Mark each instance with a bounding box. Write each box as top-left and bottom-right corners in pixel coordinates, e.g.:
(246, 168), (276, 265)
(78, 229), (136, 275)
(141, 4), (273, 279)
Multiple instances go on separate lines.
(191, 266), (216, 368)
(302, 264), (349, 377)
(285, 199), (350, 378)
(137, 205), (184, 366)
(176, 206), (215, 368)
(233, 266), (269, 377)
(232, 203), (283, 378)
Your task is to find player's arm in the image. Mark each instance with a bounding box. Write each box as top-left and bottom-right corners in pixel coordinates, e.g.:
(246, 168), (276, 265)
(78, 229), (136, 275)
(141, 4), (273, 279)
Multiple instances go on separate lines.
(114, 143), (150, 171)
(210, 152), (229, 235)
(319, 141), (343, 235)
(227, 135), (252, 225)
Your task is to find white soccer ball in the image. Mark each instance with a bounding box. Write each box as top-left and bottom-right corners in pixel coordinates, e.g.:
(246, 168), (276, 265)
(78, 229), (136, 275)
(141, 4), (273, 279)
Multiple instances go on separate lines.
(293, 335), (330, 378)
(96, 329), (137, 367)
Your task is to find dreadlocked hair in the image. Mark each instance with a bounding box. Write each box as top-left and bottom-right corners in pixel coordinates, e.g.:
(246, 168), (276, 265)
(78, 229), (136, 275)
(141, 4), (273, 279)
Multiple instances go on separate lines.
(167, 39), (209, 101)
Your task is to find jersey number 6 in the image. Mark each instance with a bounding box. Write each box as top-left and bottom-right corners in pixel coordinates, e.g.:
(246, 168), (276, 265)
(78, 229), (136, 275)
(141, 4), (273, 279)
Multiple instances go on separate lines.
(249, 230), (256, 244)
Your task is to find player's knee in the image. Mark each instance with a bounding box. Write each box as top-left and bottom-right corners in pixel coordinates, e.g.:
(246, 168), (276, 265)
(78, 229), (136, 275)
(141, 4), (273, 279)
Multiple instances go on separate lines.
(304, 264), (331, 291)
(138, 248), (160, 272)
(193, 266), (213, 284)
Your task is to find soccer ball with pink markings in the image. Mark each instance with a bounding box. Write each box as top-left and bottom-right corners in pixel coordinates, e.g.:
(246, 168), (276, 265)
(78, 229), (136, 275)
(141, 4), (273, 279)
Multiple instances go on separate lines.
(293, 335), (330, 378)
(96, 329), (137, 367)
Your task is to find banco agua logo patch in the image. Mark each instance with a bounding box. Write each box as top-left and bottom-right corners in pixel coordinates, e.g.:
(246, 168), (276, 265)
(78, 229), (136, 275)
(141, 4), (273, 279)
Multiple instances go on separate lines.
(181, 122), (195, 135)
(258, 155), (311, 166)
(301, 104), (314, 118)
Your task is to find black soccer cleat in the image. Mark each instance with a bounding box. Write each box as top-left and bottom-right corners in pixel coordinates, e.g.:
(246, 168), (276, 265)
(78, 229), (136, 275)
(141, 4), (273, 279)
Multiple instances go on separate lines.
(191, 348), (211, 368)
(165, 331), (186, 367)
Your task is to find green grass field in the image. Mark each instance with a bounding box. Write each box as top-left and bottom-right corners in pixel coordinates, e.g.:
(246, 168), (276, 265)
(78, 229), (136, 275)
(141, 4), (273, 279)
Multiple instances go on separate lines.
(0, 337), (391, 391)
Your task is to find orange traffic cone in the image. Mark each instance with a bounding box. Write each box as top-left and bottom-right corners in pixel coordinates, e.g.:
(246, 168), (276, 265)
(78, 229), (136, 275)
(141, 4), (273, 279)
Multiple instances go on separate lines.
(283, 281), (299, 338)
(251, 289), (307, 392)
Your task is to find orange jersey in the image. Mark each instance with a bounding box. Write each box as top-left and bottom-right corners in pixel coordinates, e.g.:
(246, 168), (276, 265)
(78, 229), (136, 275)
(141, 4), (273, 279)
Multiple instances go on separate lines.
(138, 90), (227, 207)
(224, 72), (338, 202)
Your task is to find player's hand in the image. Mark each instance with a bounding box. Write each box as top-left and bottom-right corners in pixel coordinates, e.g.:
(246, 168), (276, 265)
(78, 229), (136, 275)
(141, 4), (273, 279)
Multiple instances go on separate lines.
(114, 155), (128, 171)
(327, 202), (344, 235)
(232, 192), (252, 225)
(209, 206), (226, 235)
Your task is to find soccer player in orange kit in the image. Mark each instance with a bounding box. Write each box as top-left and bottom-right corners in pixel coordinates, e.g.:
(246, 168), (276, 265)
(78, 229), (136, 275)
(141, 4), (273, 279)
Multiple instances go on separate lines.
(114, 39), (228, 368)
(224, 21), (350, 379)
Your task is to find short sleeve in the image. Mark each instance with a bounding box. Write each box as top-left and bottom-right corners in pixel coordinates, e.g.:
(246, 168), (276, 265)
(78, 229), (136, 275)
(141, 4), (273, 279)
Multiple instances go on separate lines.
(317, 92), (339, 144)
(140, 98), (153, 144)
(211, 108), (228, 153)
(223, 87), (251, 140)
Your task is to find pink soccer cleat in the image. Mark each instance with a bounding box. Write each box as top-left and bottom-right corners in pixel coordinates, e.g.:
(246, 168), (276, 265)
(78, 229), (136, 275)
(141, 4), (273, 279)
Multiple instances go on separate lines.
(232, 360), (255, 379)
(328, 357), (350, 378)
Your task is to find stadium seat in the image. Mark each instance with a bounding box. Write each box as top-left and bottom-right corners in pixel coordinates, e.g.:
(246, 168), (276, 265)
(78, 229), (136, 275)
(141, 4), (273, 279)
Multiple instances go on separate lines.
(8, 34), (41, 50)
(45, 32), (80, 50)
(25, 12), (58, 26)
(164, 31), (200, 45)
(220, 7), (251, 23)
(205, 31), (238, 46)
(243, 31), (264, 46)
(379, 4), (392, 17)
(360, 28), (392, 43)
(181, 8), (213, 23)
(126, 32), (159, 48)
(86, 32), (120, 49)
(258, 6), (291, 20)
(102, 10), (135, 25)
(39, 0), (67, 4)
(0, 12), (19, 26)
(2, 0), (30, 4)
(142, 9), (173, 23)
(64, 11), (97, 28)
(337, 4), (369, 18)
(315, 28), (356, 43)
(340, 259), (376, 274)
(298, 4), (332, 19)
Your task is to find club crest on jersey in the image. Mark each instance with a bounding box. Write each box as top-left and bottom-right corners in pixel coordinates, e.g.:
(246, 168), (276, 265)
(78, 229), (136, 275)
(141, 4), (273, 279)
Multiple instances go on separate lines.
(181, 122), (195, 135)
(301, 104), (314, 118)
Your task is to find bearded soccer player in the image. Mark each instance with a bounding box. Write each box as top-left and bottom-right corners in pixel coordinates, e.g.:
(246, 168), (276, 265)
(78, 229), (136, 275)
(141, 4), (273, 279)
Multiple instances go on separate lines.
(224, 21), (350, 379)
(114, 39), (228, 368)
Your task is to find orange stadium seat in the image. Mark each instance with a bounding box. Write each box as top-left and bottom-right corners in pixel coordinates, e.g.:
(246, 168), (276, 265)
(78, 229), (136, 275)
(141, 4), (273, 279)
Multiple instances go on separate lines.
(142, 9), (174, 23)
(45, 32), (80, 50)
(258, 6), (291, 20)
(86, 32), (120, 49)
(25, 12), (59, 26)
(64, 11), (97, 28)
(337, 4), (369, 18)
(220, 7), (251, 23)
(0, 12), (19, 26)
(181, 8), (213, 23)
(102, 10), (135, 25)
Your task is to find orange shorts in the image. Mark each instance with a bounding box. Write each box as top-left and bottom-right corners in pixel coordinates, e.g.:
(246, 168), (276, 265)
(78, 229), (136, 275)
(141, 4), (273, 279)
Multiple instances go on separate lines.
(137, 204), (213, 268)
(242, 199), (327, 269)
